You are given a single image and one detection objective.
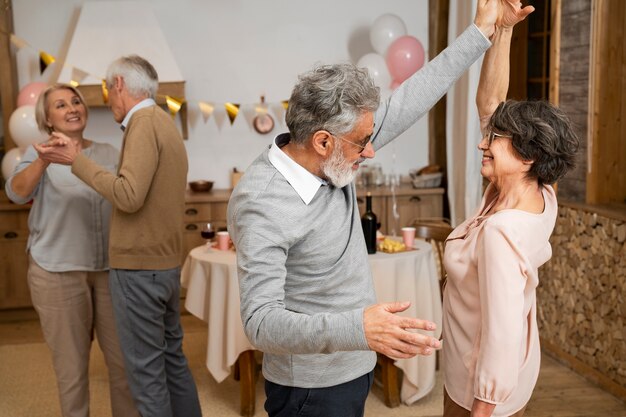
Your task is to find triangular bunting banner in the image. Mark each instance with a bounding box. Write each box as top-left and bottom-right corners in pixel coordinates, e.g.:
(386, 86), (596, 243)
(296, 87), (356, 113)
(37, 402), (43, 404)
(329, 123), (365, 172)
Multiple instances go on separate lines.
(39, 51), (56, 74)
(198, 101), (215, 124)
(10, 34), (28, 50)
(101, 79), (109, 104)
(165, 95), (184, 117)
(225, 102), (240, 125)
(5, 27), (294, 134)
(70, 67), (89, 87)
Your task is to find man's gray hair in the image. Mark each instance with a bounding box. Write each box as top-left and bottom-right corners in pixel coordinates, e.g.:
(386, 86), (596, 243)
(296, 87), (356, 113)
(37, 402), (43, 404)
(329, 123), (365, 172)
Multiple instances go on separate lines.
(286, 63), (380, 144)
(106, 55), (159, 99)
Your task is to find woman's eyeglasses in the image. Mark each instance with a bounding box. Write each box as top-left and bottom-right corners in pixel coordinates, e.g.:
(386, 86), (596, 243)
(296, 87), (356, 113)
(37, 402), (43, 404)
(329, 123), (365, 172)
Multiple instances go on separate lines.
(488, 129), (512, 146)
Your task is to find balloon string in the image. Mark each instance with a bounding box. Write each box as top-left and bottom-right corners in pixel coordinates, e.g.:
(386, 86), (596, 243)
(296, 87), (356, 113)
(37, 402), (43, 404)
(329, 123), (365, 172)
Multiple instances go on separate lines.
(390, 142), (400, 237)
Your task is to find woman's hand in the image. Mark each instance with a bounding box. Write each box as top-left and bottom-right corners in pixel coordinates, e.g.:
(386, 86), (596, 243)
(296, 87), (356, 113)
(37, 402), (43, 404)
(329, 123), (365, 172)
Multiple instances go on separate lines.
(474, 0), (534, 39)
(498, 0), (535, 29)
(471, 398), (496, 417)
(34, 132), (82, 165)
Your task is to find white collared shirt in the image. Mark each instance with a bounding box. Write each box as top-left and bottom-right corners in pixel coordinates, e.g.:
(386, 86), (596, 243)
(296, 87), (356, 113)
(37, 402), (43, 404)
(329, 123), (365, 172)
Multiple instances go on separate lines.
(121, 98), (157, 131)
(267, 133), (326, 205)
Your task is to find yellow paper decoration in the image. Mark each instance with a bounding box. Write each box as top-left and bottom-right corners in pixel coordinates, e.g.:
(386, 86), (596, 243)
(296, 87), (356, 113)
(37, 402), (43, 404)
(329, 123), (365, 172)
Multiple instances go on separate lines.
(198, 101), (215, 123)
(39, 51), (56, 74)
(101, 80), (109, 104)
(10, 34), (28, 50)
(165, 95), (184, 117)
(70, 67), (89, 87)
(281, 100), (289, 110)
(225, 102), (240, 125)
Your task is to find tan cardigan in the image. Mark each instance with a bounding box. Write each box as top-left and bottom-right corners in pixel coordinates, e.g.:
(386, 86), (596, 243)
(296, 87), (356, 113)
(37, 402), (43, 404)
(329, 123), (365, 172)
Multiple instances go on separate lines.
(72, 105), (188, 270)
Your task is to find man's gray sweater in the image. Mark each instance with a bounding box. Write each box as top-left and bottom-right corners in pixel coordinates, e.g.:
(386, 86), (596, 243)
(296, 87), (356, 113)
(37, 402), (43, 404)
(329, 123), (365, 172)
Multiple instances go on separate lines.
(227, 24), (491, 388)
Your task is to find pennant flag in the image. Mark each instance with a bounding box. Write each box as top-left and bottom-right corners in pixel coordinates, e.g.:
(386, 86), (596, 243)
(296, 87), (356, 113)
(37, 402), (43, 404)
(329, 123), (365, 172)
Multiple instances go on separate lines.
(255, 95), (269, 115)
(101, 79), (109, 104)
(281, 100), (289, 110)
(198, 101), (215, 123)
(69, 67), (89, 87)
(271, 103), (287, 126)
(10, 34), (28, 50)
(165, 95), (184, 117)
(225, 102), (240, 125)
(39, 51), (56, 74)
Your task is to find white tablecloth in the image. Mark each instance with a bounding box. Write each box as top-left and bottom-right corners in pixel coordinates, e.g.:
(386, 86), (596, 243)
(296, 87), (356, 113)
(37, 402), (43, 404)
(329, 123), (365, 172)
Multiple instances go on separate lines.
(181, 239), (441, 404)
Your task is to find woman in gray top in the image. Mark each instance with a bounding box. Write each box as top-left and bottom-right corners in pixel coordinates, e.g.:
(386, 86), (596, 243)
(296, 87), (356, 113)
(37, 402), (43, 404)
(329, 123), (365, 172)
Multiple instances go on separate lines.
(5, 84), (138, 417)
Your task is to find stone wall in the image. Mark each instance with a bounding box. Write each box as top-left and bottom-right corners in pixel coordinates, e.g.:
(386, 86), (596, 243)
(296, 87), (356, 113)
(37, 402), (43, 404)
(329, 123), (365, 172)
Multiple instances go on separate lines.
(538, 203), (626, 394)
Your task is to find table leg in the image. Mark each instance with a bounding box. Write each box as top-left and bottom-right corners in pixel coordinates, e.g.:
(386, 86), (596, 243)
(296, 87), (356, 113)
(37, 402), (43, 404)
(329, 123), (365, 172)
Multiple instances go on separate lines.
(378, 354), (401, 407)
(237, 350), (256, 417)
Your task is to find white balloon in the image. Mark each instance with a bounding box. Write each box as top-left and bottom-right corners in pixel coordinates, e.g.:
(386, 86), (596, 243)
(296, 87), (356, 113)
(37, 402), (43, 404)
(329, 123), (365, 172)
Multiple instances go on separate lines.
(9, 105), (47, 150)
(357, 53), (392, 90)
(370, 13), (408, 55)
(1, 147), (24, 181)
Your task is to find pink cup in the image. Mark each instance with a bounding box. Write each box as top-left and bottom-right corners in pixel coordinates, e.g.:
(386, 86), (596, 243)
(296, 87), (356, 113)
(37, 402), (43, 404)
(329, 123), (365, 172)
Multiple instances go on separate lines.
(216, 231), (231, 250)
(401, 227), (416, 248)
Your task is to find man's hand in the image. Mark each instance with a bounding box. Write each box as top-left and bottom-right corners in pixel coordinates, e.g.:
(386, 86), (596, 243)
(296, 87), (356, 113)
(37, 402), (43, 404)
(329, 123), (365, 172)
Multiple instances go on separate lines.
(34, 132), (81, 166)
(475, 0), (534, 39)
(363, 301), (440, 359)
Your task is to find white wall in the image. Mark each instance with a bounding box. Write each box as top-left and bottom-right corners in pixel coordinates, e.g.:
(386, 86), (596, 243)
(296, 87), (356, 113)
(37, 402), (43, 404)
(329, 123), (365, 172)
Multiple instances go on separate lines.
(13, 0), (430, 189)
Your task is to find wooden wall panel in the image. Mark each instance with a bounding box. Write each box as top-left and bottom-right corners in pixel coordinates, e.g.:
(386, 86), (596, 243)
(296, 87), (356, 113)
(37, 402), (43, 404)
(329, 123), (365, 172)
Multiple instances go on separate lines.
(556, 0), (591, 202)
(587, 0), (626, 205)
(0, 0), (18, 151)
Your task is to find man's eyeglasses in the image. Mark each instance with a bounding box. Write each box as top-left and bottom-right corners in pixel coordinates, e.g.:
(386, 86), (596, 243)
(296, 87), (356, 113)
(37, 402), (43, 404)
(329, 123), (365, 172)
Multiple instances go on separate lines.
(487, 129), (512, 146)
(328, 131), (371, 153)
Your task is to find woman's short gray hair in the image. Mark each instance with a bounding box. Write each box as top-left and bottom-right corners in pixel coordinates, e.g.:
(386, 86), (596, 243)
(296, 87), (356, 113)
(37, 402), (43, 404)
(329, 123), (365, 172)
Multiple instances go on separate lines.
(105, 55), (159, 99)
(286, 63), (380, 144)
(489, 100), (580, 185)
(35, 83), (88, 134)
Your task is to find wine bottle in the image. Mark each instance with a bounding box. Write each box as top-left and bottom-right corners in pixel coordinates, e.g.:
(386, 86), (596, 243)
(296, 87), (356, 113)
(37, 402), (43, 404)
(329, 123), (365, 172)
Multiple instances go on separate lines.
(361, 192), (377, 254)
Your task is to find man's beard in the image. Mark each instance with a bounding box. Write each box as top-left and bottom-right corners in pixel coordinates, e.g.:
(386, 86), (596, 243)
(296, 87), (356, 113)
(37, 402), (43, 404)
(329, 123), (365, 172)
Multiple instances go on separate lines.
(321, 145), (359, 188)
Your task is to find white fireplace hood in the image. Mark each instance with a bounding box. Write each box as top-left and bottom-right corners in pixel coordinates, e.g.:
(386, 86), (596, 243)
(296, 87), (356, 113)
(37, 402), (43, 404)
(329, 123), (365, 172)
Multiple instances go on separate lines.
(58, 1), (183, 85)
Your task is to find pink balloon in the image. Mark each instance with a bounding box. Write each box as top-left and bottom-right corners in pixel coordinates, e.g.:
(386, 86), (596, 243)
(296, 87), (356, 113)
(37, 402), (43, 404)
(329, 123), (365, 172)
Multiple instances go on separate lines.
(385, 36), (425, 84)
(390, 80), (401, 90)
(16, 82), (48, 107)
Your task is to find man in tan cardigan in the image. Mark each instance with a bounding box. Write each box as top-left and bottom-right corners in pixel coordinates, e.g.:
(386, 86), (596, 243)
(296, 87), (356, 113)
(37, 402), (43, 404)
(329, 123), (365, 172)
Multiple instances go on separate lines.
(36, 55), (202, 417)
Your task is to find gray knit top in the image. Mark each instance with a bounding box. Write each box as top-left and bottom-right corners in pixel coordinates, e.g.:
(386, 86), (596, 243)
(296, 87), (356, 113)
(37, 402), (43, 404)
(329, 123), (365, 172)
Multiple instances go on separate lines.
(227, 24), (490, 388)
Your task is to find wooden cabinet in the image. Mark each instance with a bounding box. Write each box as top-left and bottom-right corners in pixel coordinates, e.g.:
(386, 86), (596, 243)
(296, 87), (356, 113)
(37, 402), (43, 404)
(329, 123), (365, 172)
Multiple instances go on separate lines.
(183, 189), (231, 263)
(0, 203), (32, 309)
(356, 185), (444, 236)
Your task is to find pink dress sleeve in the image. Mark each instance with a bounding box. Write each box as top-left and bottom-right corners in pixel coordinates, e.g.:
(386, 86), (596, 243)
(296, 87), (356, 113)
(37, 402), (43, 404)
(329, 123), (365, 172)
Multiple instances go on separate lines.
(474, 219), (528, 404)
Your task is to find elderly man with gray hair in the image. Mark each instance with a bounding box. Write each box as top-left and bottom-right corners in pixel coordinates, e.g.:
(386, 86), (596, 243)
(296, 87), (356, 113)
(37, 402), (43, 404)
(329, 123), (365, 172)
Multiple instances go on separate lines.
(227, 1), (534, 416)
(35, 55), (202, 417)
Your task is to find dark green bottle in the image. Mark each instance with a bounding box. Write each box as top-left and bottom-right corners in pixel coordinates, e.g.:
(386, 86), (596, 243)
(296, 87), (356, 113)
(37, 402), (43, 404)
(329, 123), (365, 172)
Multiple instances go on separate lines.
(361, 192), (377, 254)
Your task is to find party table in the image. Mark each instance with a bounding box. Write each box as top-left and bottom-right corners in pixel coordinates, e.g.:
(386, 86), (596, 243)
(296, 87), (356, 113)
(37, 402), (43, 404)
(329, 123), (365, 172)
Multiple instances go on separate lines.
(181, 239), (441, 416)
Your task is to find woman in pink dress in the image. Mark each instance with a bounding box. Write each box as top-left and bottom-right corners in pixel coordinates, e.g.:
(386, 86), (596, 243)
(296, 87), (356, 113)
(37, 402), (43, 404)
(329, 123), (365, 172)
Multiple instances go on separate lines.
(441, 8), (580, 417)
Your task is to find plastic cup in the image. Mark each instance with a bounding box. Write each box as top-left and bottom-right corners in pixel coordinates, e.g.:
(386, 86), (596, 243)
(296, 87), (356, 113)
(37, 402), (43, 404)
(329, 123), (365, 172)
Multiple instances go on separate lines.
(401, 227), (416, 248)
(217, 231), (231, 250)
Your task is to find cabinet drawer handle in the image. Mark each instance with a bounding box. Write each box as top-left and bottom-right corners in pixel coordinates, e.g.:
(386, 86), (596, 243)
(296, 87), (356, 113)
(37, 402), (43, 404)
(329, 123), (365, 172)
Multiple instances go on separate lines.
(357, 198), (364, 204)
(185, 224), (198, 231)
(185, 208), (198, 215)
(4, 231), (18, 239)
(409, 196), (422, 203)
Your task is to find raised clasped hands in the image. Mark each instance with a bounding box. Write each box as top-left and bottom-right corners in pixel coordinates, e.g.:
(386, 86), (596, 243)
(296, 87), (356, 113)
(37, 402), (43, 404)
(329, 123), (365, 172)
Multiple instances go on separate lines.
(363, 301), (440, 359)
(33, 132), (81, 166)
(475, 0), (535, 38)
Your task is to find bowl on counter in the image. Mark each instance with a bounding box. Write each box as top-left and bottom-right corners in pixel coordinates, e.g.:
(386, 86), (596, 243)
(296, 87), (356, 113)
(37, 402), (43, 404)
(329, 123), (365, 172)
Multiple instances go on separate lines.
(189, 180), (214, 192)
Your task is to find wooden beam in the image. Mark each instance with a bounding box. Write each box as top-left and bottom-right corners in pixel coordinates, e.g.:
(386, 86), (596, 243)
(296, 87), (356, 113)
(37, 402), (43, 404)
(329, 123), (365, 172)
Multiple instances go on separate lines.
(587, 0), (626, 205)
(0, 0), (18, 151)
(549, 0), (561, 106)
(428, 0), (449, 169)
(428, 0), (449, 217)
